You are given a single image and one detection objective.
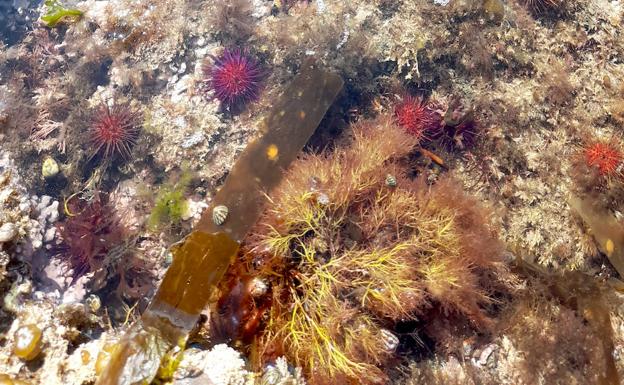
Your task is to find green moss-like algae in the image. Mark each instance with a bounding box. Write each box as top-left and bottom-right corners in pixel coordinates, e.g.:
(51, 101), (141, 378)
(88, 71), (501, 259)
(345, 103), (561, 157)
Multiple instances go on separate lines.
(41, 0), (83, 27)
(147, 171), (192, 231)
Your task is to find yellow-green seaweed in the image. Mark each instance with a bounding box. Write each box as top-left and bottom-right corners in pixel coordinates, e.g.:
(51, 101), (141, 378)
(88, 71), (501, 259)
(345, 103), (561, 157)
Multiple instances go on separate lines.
(147, 171), (192, 231)
(41, 0), (83, 27)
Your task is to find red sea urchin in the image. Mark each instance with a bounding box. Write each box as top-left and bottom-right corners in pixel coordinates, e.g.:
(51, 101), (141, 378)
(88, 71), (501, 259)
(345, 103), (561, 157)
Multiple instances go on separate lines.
(394, 95), (442, 140)
(89, 102), (141, 160)
(203, 48), (265, 110)
(584, 141), (623, 177)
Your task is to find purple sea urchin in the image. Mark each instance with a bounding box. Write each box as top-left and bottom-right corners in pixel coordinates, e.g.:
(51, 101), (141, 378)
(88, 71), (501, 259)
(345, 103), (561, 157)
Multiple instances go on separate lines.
(520, 0), (565, 13)
(57, 194), (126, 280)
(203, 48), (265, 110)
(89, 103), (141, 160)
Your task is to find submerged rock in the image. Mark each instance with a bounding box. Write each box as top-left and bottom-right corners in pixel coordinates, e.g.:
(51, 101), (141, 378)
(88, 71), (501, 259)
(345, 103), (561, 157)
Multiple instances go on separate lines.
(0, 223), (17, 243)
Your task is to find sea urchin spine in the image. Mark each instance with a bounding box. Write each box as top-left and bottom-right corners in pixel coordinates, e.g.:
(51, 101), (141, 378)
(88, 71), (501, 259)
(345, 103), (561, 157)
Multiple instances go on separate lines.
(89, 102), (141, 160)
(203, 48), (265, 110)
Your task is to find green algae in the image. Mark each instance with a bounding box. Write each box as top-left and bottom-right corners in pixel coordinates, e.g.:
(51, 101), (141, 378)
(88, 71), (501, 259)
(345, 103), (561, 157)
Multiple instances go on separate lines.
(147, 171), (192, 231)
(41, 0), (83, 27)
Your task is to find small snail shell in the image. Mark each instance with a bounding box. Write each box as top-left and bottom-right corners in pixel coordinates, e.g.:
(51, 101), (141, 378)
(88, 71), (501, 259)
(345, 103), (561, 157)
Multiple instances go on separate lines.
(380, 328), (399, 352)
(212, 205), (229, 226)
(14, 324), (43, 361)
(85, 294), (101, 312)
(385, 174), (397, 187)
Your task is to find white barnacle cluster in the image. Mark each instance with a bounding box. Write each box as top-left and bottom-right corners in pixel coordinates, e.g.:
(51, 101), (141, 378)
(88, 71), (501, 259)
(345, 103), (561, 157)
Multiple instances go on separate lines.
(174, 344), (254, 385)
(0, 152), (59, 255)
(261, 357), (306, 385)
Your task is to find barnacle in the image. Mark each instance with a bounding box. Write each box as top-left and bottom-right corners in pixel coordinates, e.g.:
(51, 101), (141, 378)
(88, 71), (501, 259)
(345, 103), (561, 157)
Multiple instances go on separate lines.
(212, 205), (229, 226)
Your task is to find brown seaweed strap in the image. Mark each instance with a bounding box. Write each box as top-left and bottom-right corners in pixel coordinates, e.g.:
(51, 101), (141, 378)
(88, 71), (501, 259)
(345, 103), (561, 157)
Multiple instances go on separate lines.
(95, 59), (343, 385)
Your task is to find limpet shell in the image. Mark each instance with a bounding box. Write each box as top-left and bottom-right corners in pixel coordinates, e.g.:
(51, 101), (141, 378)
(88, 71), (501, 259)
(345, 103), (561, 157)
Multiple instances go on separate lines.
(212, 205), (229, 226)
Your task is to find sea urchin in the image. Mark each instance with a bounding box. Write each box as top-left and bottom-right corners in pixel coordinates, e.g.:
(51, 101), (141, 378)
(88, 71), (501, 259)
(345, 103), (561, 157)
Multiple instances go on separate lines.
(203, 48), (265, 110)
(394, 95), (442, 140)
(521, 0), (565, 13)
(584, 141), (623, 177)
(57, 194), (126, 280)
(89, 102), (141, 160)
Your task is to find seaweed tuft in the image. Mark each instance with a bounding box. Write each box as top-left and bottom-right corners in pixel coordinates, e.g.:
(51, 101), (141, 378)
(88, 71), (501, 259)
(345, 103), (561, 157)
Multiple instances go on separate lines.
(147, 171), (192, 231)
(215, 116), (512, 384)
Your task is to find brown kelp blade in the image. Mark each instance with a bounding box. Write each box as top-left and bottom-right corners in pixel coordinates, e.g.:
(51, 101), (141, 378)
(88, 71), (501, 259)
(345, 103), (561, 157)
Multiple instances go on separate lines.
(569, 195), (624, 277)
(95, 59), (343, 385)
(194, 59), (344, 241)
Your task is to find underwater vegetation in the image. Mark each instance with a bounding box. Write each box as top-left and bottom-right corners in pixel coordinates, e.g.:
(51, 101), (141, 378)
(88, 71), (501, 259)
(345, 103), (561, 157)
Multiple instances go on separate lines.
(202, 48), (266, 112)
(2, 0), (624, 383)
(404, 260), (621, 385)
(40, 0), (83, 28)
(215, 116), (511, 384)
(89, 102), (142, 161)
(208, 0), (255, 43)
(505, 259), (620, 385)
(147, 171), (192, 232)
